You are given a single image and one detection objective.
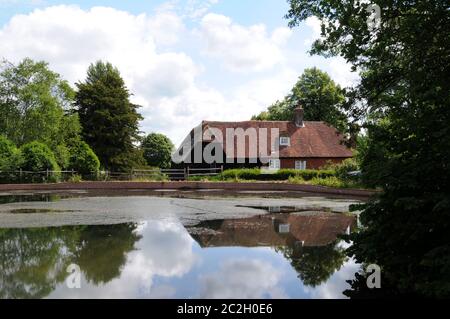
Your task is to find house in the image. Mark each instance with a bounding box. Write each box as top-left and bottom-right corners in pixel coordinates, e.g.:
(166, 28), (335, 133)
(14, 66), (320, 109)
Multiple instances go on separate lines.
(188, 213), (356, 248)
(174, 107), (353, 170)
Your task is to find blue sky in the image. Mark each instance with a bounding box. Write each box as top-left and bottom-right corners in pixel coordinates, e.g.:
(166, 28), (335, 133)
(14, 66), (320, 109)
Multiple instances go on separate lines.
(0, 0), (357, 143)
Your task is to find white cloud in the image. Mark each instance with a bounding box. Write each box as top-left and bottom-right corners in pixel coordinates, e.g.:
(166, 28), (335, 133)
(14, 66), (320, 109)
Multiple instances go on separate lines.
(0, 5), (187, 85)
(0, 5), (294, 144)
(328, 57), (360, 88)
(0, 0), (45, 7)
(199, 259), (287, 299)
(303, 258), (360, 299)
(147, 12), (185, 46)
(198, 13), (292, 72)
(48, 220), (197, 299)
(304, 16), (322, 45)
(0, 4), (358, 146)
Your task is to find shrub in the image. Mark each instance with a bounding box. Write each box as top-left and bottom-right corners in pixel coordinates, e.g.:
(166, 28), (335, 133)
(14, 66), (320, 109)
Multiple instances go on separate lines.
(19, 142), (60, 182)
(68, 141), (100, 176)
(0, 136), (18, 171)
(54, 144), (71, 170)
(333, 158), (360, 179)
(142, 133), (174, 169)
(131, 174), (169, 182)
(0, 136), (21, 183)
(310, 176), (347, 188)
(68, 174), (83, 183)
(221, 168), (261, 180)
(219, 168), (335, 181)
(187, 175), (222, 182)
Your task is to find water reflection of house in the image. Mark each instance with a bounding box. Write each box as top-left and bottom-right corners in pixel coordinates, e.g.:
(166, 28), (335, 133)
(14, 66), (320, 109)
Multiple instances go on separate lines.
(189, 213), (356, 248)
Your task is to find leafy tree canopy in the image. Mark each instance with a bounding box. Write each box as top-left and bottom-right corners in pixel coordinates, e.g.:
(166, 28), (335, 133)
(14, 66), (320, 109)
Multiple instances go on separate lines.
(142, 133), (174, 169)
(19, 141), (59, 172)
(286, 0), (450, 297)
(0, 135), (19, 171)
(0, 58), (80, 150)
(67, 140), (100, 175)
(253, 67), (347, 132)
(75, 61), (144, 171)
(277, 241), (347, 287)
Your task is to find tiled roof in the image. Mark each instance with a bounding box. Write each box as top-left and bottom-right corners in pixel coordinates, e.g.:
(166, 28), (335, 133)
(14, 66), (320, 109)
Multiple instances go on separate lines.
(201, 120), (353, 158)
(190, 213), (356, 247)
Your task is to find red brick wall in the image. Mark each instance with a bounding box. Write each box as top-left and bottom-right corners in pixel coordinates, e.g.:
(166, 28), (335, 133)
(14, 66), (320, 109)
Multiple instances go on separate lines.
(281, 157), (350, 170)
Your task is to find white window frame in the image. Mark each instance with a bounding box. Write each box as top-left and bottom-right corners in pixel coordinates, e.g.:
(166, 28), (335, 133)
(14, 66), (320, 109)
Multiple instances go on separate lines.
(269, 159), (281, 170)
(295, 160), (307, 170)
(279, 136), (290, 146)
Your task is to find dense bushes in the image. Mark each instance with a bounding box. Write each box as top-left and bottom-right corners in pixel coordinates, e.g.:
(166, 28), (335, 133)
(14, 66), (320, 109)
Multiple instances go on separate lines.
(219, 168), (335, 181)
(187, 163), (367, 189)
(0, 136), (19, 171)
(0, 136), (101, 183)
(68, 140), (100, 176)
(19, 142), (60, 182)
(20, 142), (60, 172)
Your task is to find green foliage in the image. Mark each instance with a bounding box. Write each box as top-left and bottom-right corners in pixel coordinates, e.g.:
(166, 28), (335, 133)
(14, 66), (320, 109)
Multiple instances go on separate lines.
(325, 158), (360, 180)
(68, 174), (83, 183)
(68, 140), (100, 175)
(356, 121), (395, 188)
(19, 142), (60, 182)
(310, 176), (354, 188)
(0, 58), (84, 171)
(252, 67), (347, 132)
(220, 168), (335, 181)
(0, 135), (19, 171)
(19, 142), (59, 172)
(0, 58), (79, 149)
(286, 0), (450, 297)
(53, 144), (71, 170)
(0, 223), (141, 298)
(142, 133), (174, 169)
(75, 61), (144, 171)
(187, 175), (223, 182)
(73, 224), (142, 285)
(277, 241), (347, 287)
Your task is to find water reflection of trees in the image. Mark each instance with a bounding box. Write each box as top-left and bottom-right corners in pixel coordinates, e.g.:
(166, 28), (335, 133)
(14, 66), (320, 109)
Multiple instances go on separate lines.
(0, 223), (141, 299)
(188, 213), (353, 288)
(276, 241), (347, 287)
(75, 224), (141, 284)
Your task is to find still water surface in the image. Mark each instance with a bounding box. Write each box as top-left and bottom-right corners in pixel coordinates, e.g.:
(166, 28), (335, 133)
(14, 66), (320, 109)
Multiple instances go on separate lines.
(0, 194), (361, 299)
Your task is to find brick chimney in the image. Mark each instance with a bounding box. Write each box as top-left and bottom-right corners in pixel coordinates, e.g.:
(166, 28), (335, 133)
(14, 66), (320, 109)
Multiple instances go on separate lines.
(294, 107), (304, 127)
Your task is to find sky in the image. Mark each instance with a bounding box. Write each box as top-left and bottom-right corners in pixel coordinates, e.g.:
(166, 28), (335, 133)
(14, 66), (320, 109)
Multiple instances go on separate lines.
(0, 0), (359, 145)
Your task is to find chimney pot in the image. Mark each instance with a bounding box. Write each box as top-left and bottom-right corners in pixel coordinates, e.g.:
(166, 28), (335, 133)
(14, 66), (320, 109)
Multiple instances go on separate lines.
(294, 107), (304, 127)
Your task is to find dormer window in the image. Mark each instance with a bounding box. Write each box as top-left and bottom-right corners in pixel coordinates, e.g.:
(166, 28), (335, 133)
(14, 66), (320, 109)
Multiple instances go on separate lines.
(279, 136), (290, 146)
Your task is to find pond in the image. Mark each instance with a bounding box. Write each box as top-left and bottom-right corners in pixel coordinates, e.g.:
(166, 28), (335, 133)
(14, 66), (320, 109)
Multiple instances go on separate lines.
(0, 193), (362, 299)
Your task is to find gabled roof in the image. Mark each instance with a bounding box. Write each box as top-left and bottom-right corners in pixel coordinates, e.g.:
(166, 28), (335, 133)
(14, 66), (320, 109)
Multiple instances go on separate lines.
(190, 213), (356, 248)
(201, 120), (353, 158)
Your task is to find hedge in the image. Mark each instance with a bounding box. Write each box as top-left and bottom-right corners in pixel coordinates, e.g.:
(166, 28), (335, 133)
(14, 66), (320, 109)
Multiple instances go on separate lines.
(219, 168), (336, 181)
(68, 140), (100, 176)
(19, 141), (60, 182)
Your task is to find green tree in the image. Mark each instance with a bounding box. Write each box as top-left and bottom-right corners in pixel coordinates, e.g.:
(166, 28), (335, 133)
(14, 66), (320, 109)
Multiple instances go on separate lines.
(0, 58), (83, 170)
(74, 224), (142, 285)
(0, 223), (141, 298)
(0, 136), (19, 171)
(0, 227), (77, 298)
(277, 241), (347, 287)
(0, 59), (80, 166)
(286, 0), (450, 297)
(253, 68), (347, 132)
(67, 140), (100, 176)
(19, 142), (60, 182)
(75, 61), (144, 171)
(142, 133), (174, 169)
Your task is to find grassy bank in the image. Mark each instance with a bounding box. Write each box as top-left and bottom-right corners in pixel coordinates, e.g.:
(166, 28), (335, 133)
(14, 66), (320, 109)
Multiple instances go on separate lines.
(187, 168), (368, 190)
